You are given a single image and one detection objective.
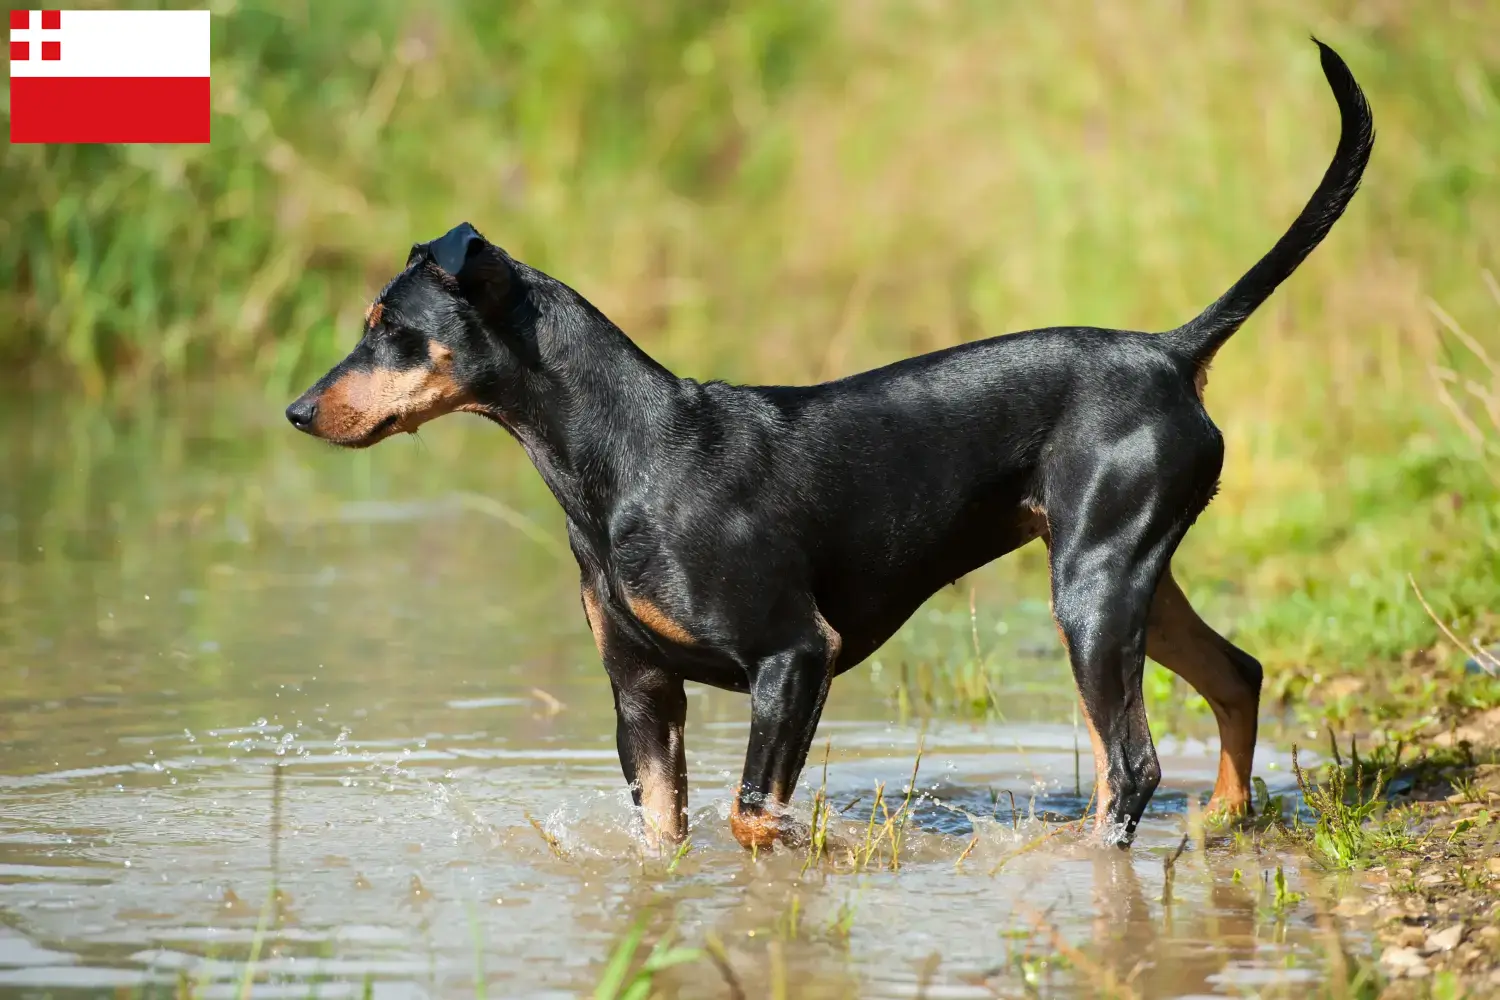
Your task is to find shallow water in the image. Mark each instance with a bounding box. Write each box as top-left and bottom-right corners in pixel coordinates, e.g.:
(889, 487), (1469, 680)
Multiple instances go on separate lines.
(0, 389), (1363, 998)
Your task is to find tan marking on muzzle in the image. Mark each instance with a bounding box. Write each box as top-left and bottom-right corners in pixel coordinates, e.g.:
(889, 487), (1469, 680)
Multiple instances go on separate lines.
(312, 341), (467, 446)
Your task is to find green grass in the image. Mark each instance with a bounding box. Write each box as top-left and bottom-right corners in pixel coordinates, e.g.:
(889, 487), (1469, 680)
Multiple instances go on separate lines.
(1281, 726), (1495, 880)
(592, 918), (701, 1000)
(3, 0), (1499, 695)
(1292, 745), (1389, 869)
(1, 0), (828, 391)
(796, 737), (927, 873)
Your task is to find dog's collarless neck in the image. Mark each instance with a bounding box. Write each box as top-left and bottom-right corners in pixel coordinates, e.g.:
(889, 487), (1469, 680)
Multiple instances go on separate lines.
(471, 303), (684, 545)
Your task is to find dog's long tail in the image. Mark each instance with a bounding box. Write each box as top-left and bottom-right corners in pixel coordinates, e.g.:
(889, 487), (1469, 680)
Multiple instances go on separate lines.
(1164, 38), (1374, 367)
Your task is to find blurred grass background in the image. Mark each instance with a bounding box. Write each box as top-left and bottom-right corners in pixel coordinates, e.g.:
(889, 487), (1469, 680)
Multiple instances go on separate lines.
(2, 0), (1497, 701)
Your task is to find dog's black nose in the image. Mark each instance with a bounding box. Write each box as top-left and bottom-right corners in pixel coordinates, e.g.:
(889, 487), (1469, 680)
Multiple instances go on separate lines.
(285, 397), (317, 431)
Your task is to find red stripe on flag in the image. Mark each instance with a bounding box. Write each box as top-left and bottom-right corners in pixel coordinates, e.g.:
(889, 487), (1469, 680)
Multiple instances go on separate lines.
(10, 77), (211, 144)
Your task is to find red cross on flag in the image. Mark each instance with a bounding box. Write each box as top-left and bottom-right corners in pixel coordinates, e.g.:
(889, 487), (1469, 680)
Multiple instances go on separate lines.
(9, 9), (210, 143)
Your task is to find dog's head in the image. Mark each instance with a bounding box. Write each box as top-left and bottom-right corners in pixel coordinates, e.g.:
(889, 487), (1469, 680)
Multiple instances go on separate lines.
(285, 223), (526, 448)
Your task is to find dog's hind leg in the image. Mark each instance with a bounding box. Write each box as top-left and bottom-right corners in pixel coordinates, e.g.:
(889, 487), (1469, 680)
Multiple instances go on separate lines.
(1044, 424), (1221, 846)
(1049, 541), (1168, 847)
(1145, 568), (1262, 817)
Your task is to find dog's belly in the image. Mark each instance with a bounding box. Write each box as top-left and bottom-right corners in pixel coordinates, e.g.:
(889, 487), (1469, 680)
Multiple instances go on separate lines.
(621, 497), (1047, 695)
(662, 646), (753, 693)
(821, 504), (1047, 674)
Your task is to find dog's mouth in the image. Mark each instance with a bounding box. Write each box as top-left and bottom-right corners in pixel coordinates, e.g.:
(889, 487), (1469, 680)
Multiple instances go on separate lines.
(368, 413), (402, 438)
(330, 413), (403, 449)
(294, 347), (467, 449)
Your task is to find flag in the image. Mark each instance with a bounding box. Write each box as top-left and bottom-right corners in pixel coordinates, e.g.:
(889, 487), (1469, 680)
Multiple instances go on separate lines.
(9, 9), (210, 144)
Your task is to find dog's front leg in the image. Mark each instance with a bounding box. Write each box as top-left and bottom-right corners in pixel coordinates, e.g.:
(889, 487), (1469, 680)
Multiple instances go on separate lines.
(610, 668), (688, 850)
(731, 629), (836, 850)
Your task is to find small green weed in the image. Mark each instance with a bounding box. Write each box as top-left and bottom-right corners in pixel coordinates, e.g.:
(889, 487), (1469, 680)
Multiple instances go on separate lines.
(1292, 745), (1387, 869)
(665, 838), (692, 874)
(1250, 775), (1289, 830)
(593, 919), (701, 1000)
(1271, 866), (1302, 911)
(802, 738), (925, 873)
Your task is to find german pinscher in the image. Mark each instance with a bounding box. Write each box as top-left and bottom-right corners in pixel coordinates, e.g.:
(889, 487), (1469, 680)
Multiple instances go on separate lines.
(287, 41), (1373, 849)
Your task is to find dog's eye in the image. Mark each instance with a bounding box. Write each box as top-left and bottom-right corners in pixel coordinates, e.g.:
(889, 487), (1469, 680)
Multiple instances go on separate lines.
(382, 327), (431, 365)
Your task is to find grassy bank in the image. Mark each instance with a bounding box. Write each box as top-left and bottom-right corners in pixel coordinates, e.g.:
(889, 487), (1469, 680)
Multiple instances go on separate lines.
(3, 0), (1498, 698)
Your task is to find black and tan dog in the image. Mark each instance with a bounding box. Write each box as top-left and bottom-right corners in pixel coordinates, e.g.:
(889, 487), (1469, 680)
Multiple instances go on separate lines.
(287, 41), (1372, 849)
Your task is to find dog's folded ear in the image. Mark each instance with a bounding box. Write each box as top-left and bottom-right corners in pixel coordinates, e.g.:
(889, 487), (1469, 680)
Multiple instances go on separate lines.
(411, 223), (509, 290)
(438, 223), (514, 315)
(428, 222), (485, 277)
(415, 223), (529, 355)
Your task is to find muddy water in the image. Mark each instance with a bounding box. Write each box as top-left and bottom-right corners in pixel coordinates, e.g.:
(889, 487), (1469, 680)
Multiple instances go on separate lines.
(0, 389), (1363, 998)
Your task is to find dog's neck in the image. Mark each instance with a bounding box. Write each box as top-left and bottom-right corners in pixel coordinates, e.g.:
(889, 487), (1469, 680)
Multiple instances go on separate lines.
(465, 273), (683, 551)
